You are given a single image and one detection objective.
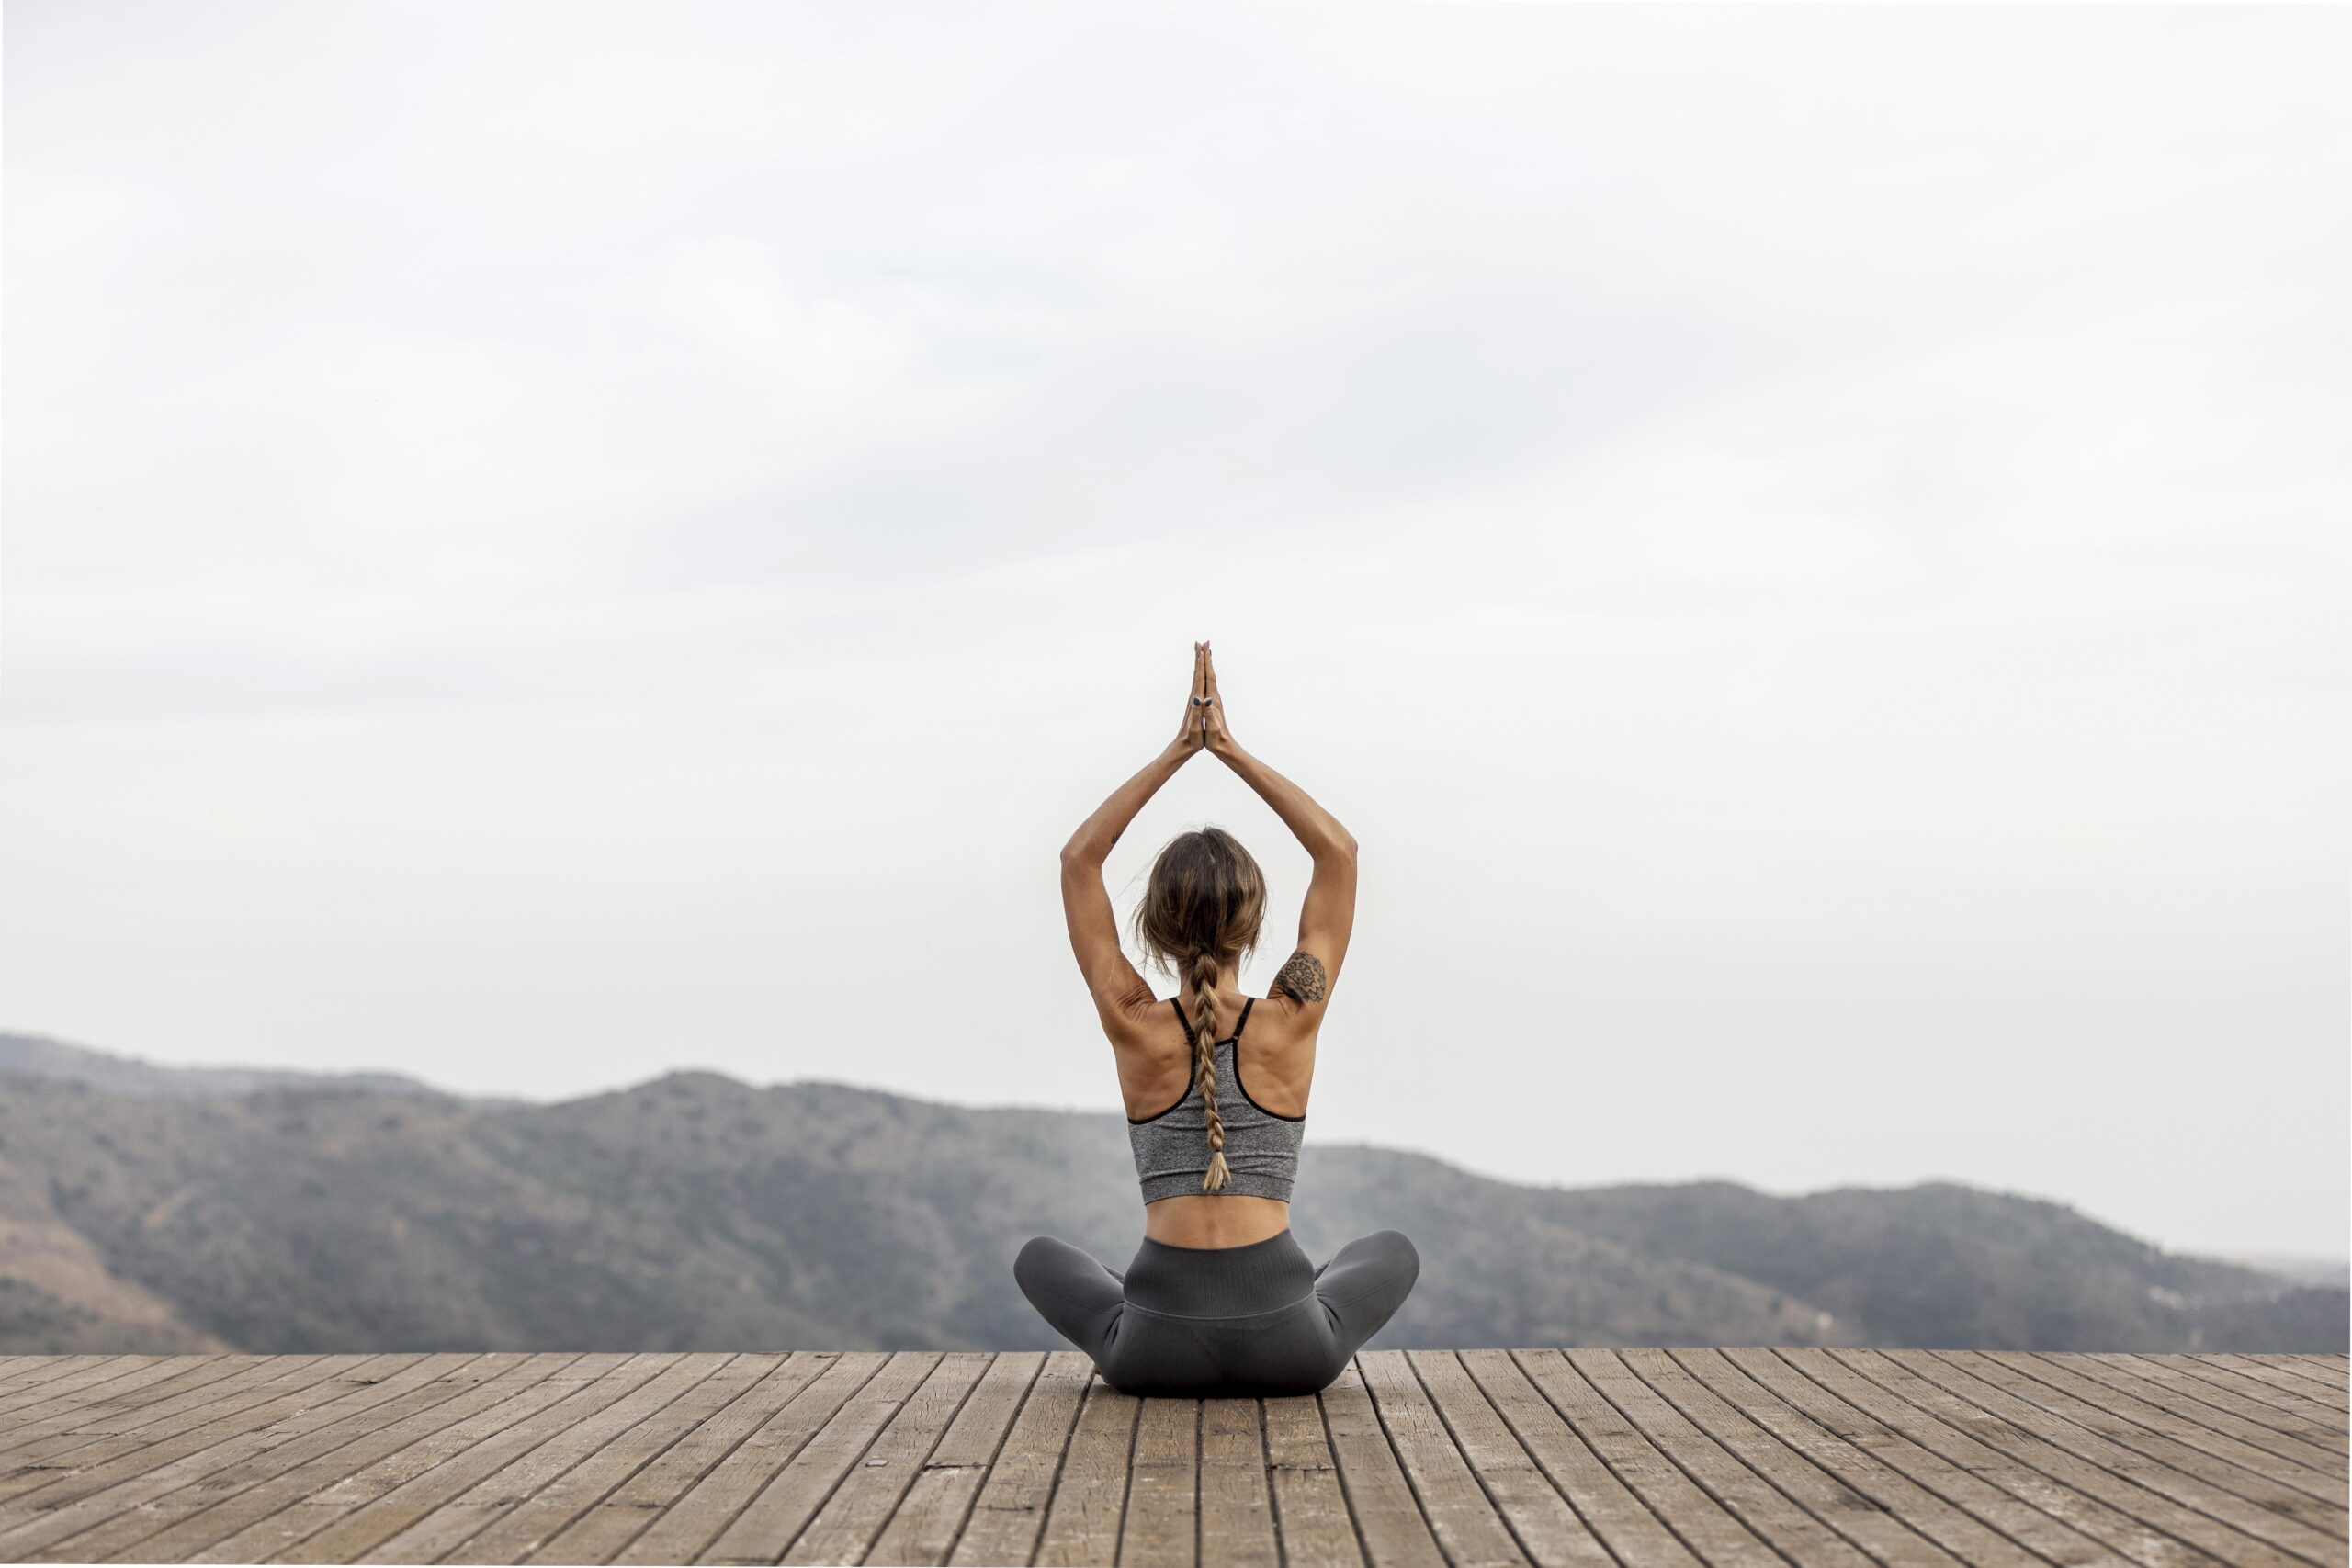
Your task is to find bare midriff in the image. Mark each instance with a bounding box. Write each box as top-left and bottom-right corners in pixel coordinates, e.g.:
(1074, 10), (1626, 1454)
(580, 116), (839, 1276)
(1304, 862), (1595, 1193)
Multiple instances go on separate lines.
(1143, 1192), (1293, 1247)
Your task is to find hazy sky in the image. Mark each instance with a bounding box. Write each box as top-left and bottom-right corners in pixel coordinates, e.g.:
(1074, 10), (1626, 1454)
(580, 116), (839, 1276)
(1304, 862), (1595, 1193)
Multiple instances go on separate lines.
(6, 2), (2346, 1259)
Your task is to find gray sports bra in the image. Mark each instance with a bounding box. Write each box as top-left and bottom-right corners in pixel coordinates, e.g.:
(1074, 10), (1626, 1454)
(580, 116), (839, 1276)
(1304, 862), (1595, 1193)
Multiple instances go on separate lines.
(1125, 996), (1306, 1202)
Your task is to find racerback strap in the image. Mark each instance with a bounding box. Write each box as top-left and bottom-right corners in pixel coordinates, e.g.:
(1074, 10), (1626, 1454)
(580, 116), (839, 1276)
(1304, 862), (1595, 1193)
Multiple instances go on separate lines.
(1170, 994), (1255, 1045)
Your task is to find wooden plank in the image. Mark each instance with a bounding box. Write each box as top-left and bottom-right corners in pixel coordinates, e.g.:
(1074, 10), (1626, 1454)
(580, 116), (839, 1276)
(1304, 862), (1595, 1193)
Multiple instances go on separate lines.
(1849, 1349), (2317, 1568)
(0, 1356), (113, 1402)
(1199, 1397), (1279, 1568)
(2191, 1356), (2352, 1419)
(1939, 1352), (2347, 1529)
(1357, 1349), (1526, 1568)
(2249, 1357), (2349, 1396)
(0, 1353), (427, 1562)
(456, 1352), (763, 1565)
(614, 1351), (888, 1566)
(354, 1353), (733, 1564)
(0, 1355), (291, 1467)
(2175, 1356), (2352, 1431)
(2061, 1356), (2347, 1475)
(866, 1351), (1046, 1568)
(3, 1355), (270, 1437)
(1510, 1348), (1771, 1567)
(0, 1354), (381, 1546)
(946, 1352), (1091, 1568)
(1407, 1349), (1610, 1568)
(260, 1354), (662, 1564)
(52, 1355), (487, 1564)
(781, 1351), (992, 1567)
(0, 1356), (196, 1427)
(1115, 1391), (1197, 1568)
(159, 1354), (591, 1565)
(1029, 1370), (1140, 1568)
(1263, 1391), (1363, 1568)
(695, 1350), (946, 1565)
(0, 1356), (338, 1508)
(1619, 1348), (1961, 1567)
(1724, 1348), (2143, 1568)
(0, 1357), (149, 1418)
(1668, 1348), (2044, 1567)
(526, 1353), (830, 1566)
(1566, 1348), (1875, 1568)
(1318, 1359), (1442, 1568)
(1454, 1349), (1698, 1568)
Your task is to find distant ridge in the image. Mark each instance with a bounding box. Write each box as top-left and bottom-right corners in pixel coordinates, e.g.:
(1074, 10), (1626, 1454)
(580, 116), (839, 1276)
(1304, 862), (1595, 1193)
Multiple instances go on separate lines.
(0, 1031), (2341, 1357)
(0, 1031), (452, 1100)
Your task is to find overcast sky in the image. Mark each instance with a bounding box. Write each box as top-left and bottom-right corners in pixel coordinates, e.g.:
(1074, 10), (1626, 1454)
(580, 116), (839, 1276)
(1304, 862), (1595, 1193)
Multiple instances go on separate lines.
(6, 2), (2346, 1259)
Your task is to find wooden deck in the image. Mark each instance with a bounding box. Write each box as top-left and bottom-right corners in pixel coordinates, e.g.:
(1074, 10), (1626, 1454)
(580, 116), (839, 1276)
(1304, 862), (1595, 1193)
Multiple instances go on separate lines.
(0, 1351), (2341, 1566)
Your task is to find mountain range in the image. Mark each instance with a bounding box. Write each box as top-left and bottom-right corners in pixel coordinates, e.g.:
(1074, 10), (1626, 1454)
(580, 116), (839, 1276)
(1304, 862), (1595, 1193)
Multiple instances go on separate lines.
(0, 1031), (2341, 1356)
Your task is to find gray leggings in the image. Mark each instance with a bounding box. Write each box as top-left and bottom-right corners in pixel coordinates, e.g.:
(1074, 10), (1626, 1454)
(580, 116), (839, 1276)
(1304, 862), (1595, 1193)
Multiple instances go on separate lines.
(1013, 1226), (1419, 1397)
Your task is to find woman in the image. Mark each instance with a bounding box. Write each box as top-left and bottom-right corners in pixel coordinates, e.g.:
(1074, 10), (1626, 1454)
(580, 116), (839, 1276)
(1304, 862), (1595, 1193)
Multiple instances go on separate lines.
(1014, 641), (1419, 1398)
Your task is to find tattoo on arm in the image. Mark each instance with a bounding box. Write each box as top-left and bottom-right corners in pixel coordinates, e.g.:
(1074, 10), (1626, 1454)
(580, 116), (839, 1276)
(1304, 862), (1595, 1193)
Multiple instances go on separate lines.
(1274, 949), (1329, 1004)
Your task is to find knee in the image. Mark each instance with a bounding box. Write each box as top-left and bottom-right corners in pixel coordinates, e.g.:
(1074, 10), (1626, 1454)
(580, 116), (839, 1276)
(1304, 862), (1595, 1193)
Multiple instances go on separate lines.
(1013, 1235), (1061, 1295)
(1373, 1230), (1420, 1281)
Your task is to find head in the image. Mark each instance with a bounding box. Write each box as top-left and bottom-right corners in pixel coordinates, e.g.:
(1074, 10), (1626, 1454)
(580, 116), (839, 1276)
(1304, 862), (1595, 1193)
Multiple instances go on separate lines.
(1128, 827), (1267, 1191)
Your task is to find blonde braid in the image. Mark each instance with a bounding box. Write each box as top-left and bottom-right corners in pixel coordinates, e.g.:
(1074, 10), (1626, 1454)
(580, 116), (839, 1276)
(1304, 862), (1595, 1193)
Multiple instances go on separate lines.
(1187, 948), (1231, 1191)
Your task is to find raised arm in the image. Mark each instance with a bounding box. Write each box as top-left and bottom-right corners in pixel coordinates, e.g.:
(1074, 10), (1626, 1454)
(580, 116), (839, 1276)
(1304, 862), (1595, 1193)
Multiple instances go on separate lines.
(1195, 645), (1358, 1017)
(1058, 644), (1213, 1033)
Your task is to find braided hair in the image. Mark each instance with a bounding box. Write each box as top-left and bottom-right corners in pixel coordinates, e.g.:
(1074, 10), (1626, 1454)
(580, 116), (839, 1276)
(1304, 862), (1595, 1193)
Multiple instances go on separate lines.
(1129, 827), (1267, 1191)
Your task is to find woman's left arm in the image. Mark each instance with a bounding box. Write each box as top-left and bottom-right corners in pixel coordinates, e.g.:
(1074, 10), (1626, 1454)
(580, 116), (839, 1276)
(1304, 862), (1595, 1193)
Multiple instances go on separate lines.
(1058, 645), (1210, 1032)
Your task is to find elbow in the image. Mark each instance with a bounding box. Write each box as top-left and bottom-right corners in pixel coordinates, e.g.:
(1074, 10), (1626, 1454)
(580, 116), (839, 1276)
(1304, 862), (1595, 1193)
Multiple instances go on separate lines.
(1060, 840), (1106, 870)
(1323, 831), (1359, 861)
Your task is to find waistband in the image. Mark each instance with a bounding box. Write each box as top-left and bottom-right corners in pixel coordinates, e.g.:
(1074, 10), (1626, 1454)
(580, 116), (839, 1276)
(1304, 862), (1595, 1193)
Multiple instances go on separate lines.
(1121, 1228), (1317, 1318)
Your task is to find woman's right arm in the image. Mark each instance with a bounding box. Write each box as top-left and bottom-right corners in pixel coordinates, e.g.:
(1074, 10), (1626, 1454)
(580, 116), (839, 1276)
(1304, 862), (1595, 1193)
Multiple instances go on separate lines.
(1199, 648), (1357, 1011)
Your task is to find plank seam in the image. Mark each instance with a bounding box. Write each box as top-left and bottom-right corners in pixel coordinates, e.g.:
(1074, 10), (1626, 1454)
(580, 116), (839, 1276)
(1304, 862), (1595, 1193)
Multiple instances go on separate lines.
(1755, 1347), (2093, 1568)
(1452, 1349), (1624, 1568)
(937, 1351), (1053, 1565)
(1624, 1347), (1932, 1568)
(426, 1351), (739, 1566)
(826, 1351), (998, 1568)
(257, 1350), (633, 1564)
(1258, 1398), (1288, 1568)
(2086, 1356), (2349, 1473)
(2005, 1352), (2346, 1502)
(1930, 1350), (2346, 1533)
(683, 1350), (894, 1565)
(1501, 1348), (1713, 1568)
(1573, 1348), (1809, 1568)
(1314, 1373), (1377, 1568)
(62, 1353), (498, 1564)
(1835, 1349), (2281, 1568)
(1402, 1350), (1542, 1568)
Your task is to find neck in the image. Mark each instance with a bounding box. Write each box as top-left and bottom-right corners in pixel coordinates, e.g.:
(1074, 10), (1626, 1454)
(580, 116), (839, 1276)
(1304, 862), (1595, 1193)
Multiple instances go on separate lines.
(1181, 963), (1235, 999)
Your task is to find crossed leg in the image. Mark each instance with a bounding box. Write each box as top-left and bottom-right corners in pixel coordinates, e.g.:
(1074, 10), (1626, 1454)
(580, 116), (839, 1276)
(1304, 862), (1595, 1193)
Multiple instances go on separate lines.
(1311, 1229), (1421, 1355)
(1013, 1235), (1127, 1363)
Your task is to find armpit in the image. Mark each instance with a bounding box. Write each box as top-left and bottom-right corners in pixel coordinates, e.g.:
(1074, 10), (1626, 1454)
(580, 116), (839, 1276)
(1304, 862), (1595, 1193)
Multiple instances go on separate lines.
(1274, 949), (1329, 1004)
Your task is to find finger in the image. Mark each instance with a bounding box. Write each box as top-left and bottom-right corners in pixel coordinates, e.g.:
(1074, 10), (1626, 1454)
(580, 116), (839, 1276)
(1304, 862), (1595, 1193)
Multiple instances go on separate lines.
(1193, 643), (1207, 704)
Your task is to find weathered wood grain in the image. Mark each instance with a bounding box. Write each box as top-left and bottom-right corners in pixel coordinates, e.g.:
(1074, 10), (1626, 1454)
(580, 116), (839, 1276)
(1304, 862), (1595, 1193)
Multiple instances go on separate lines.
(946, 1352), (1090, 1568)
(1849, 1348), (2320, 1568)
(1358, 1349), (1525, 1567)
(0, 1350), (2335, 1567)
(1319, 1358), (1444, 1568)
(867, 1350), (1044, 1567)
(1028, 1370), (1139, 1567)
(1263, 1389), (1363, 1568)
(614, 1351), (885, 1565)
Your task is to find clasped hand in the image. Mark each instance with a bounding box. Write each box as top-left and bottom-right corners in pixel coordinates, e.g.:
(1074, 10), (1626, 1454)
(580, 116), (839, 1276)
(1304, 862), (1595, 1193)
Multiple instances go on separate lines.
(1172, 641), (1237, 757)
